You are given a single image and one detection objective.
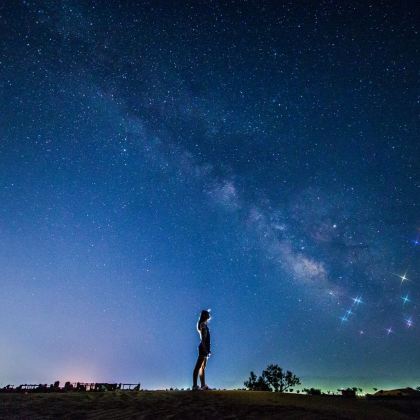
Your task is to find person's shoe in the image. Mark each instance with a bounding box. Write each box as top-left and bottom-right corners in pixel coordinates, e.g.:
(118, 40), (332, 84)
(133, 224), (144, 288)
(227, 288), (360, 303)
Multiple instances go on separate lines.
(191, 385), (200, 391)
(200, 385), (210, 390)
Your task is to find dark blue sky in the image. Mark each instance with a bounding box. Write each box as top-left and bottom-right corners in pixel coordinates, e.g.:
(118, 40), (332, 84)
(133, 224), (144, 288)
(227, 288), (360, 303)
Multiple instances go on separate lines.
(0, 1), (419, 390)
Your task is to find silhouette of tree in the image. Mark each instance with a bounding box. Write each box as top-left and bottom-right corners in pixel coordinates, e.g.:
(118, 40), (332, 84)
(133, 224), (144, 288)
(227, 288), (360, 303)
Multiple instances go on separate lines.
(339, 387), (357, 398)
(244, 371), (258, 390)
(262, 364), (301, 392)
(261, 365), (282, 392)
(255, 376), (271, 391)
(303, 387), (321, 395)
(416, 386), (420, 392)
(244, 371), (270, 391)
(244, 364), (300, 392)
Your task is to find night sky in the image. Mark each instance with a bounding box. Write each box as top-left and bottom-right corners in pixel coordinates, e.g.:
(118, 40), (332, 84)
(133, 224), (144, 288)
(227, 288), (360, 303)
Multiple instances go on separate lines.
(0, 1), (419, 391)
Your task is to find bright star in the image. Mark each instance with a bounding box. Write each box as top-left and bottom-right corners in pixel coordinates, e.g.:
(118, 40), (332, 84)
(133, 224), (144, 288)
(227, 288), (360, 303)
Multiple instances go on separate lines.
(405, 317), (413, 328)
(394, 272), (410, 284)
(386, 327), (393, 335)
(401, 294), (410, 305)
(352, 296), (363, 305)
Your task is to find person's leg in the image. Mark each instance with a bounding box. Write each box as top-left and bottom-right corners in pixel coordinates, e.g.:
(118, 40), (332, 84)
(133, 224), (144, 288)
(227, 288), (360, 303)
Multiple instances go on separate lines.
(199, 356), (207, 387)
(193, 355), (205, 388)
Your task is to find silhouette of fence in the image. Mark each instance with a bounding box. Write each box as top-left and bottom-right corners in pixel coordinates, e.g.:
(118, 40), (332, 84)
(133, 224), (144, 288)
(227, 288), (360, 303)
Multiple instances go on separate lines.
(0, 381), (141, 393)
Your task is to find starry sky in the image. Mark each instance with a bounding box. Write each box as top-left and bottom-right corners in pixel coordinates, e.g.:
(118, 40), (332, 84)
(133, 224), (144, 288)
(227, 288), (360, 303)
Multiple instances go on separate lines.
(0, 1), (419, 391)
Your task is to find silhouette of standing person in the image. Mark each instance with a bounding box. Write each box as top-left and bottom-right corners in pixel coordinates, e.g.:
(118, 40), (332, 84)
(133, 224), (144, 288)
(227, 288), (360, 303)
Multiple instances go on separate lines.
(192, 309), (211, 390)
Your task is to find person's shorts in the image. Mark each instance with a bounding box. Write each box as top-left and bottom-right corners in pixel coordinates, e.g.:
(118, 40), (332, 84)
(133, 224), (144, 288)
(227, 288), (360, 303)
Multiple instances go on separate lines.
(198, 344), (209, 357)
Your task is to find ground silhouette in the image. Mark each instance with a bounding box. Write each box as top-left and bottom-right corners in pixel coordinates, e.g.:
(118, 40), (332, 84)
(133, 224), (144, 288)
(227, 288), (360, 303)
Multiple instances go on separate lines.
(1, 389), (420, 419)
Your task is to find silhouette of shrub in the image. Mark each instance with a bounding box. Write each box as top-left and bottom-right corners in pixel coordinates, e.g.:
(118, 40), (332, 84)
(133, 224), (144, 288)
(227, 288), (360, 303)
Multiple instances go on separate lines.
(244, 364), (300, 392)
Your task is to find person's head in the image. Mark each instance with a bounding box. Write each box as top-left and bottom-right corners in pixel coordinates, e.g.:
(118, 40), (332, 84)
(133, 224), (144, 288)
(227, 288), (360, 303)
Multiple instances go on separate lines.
(200, 309), (211, 322)
(197, 309), (211, 330)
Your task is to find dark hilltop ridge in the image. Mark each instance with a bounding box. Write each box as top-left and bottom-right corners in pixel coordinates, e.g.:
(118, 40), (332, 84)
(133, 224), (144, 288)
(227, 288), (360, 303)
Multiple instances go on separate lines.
(1, 385), (420, 419)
